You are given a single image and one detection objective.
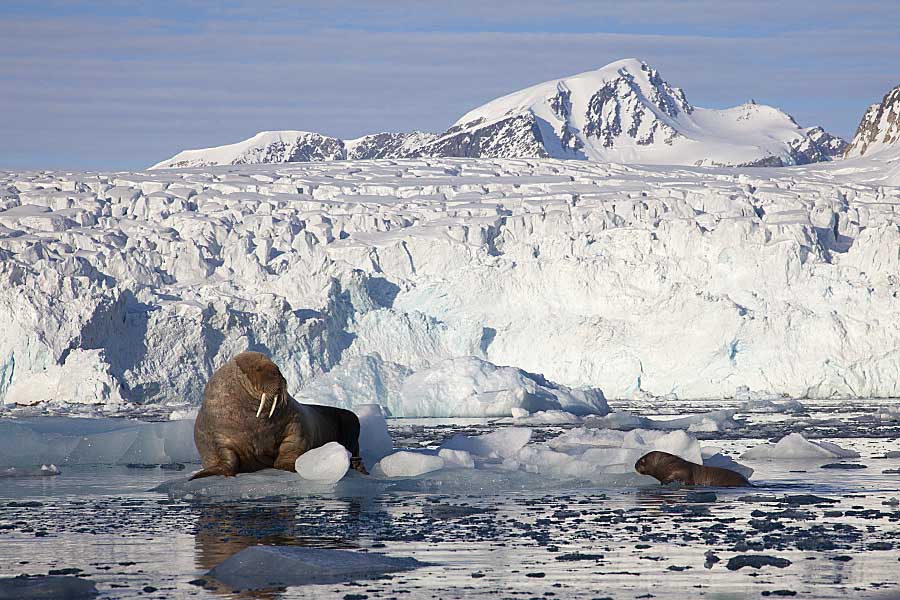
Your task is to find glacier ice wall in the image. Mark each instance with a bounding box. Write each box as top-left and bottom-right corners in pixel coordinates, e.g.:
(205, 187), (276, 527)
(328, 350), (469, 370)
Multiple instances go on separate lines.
(0, 157), (899, 414)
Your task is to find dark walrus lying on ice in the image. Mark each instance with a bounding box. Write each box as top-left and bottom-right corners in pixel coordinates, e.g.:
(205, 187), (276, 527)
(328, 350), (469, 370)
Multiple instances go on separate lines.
(191, 351), (367, 480)
(635, 450), (751, 487)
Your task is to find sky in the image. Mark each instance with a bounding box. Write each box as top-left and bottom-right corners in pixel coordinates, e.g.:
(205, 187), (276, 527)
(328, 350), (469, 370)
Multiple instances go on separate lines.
(2, 0), (899, 170)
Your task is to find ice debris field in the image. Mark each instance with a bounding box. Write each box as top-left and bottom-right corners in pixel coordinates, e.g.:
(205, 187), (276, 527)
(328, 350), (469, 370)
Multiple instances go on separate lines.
(2, 397), (900, 599)
(2, 156), (900, 420)
(2, 155), (900, 598)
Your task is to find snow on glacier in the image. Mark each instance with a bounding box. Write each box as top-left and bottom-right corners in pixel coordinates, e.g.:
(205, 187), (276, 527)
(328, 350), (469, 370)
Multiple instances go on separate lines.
(1, 156), (900, 417)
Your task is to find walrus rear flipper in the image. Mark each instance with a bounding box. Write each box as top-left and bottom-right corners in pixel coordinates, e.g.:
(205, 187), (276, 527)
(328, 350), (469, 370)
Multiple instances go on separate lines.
(350, 455), (368, 475)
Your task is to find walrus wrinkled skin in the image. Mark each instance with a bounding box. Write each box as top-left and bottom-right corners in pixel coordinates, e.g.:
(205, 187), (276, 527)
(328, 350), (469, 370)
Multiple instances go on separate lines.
(635, 451), (751, 487)
(191, 351), (367, 480)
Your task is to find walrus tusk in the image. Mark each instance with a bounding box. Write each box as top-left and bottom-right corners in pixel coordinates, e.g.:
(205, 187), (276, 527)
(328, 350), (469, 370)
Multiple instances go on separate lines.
(256, 393), (267, 418)
(268, 391), (278, 418)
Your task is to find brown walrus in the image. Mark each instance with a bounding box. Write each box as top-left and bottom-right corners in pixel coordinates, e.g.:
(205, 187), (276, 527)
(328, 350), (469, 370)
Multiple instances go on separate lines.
(191, 351), (367, 480)
(635, 451), (751, 487)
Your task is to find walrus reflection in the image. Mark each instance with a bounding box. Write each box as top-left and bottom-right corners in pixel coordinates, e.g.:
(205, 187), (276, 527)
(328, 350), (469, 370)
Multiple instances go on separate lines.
(192, 351), (367, 480)
(635, 451), (751, 487)
(195, 500), (365, 597)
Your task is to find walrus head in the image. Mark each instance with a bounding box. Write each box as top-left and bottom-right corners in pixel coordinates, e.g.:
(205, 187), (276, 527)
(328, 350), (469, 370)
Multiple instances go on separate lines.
(635, 451), (689, 480)
(234, 351), (287, 419)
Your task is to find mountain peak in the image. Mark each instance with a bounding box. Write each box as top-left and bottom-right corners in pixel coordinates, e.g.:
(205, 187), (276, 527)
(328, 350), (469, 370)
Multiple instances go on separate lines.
(150, 59), (846, 169)
(845, 84), (900, 158)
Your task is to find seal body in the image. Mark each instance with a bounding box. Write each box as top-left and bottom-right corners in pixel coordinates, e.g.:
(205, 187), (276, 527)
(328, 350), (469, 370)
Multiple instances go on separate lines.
(191, 351), (366, 480)
(635, 451), (750, 487)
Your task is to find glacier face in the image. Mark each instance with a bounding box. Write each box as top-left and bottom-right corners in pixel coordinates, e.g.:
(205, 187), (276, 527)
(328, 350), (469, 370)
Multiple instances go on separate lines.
(150, 59), (845, 170)
(1, 156), (900, 415)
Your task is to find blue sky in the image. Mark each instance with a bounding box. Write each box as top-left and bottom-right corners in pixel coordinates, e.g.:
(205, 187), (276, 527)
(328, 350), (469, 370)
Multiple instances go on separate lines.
(2, 0), (898, 170)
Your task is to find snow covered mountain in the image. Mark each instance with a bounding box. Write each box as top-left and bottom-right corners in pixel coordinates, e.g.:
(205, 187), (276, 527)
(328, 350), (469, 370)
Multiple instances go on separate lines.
(150, 130), (437, 169)
(150, 59), (845, 169)
(844, 84), (900, 159)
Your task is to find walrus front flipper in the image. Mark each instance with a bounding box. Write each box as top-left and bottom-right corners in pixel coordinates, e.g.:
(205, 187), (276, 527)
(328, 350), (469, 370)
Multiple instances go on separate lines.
(188, 467), (236, 481)
(189, 448), (239, 480)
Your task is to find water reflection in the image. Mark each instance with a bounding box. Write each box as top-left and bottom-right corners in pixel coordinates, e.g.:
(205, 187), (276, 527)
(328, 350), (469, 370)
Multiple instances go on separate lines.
(193, 496), (397, 597)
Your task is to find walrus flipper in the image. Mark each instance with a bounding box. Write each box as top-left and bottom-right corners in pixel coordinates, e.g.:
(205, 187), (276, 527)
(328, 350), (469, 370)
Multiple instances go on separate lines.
(189, 467), (235, 481)
(189, 447), (239, 480)
(350, 455), (369, 475)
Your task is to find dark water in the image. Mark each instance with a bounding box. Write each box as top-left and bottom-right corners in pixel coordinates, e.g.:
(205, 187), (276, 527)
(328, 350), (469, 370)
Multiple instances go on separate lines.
(1, 399), (899, 599)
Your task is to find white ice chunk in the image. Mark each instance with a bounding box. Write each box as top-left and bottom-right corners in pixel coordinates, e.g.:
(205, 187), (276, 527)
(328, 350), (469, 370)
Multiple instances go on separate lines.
(738, 398), (806, 413)
(740, 433), (860, 460)
(377, 451), (445, 478)
(499, 409), (582, 425)
(585, 410), (738, 432)
(355, 404), (393, 465)
(701, 446), (754, 478)
(437, 448), (475, 469)
(295, 442), (350, 484)
(295, 355), (607, 418)
(440, 427), (532, 459)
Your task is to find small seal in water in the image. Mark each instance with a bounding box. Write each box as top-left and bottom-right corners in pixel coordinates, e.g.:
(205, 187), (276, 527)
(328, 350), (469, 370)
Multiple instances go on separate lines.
(191, 351), (367, 480)
(635, 451), (751, 487)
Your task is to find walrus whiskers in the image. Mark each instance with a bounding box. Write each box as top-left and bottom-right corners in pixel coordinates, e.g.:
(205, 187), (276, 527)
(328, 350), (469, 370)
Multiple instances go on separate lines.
(256, 393), (267, 418)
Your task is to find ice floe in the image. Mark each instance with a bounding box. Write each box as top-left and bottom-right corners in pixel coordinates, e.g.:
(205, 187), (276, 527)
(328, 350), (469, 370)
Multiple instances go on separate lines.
(741, 432), (861, 460)
(206, 545), (424, 589)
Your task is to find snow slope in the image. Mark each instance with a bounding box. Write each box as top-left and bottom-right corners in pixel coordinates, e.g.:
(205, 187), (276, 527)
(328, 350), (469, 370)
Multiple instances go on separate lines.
(150, 59), (845, 169)
(1, 155), (900, 415)
(845, 84), (900, 159)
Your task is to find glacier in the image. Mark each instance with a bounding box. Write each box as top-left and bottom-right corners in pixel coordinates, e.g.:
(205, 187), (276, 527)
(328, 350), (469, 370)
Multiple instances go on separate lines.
(1, 153), (900, 417)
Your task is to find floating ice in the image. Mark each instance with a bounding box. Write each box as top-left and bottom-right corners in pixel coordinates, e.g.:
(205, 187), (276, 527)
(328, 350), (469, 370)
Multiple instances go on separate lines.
(206, 545), (424, 589)
(585, 410), (738, 433)
(0, 464), (61, 478)
(437, 448), (475, 469)
(499, 409), (582, 425)
(549, 428), (704, 465)
(739, 398), (806, 413)
(741, 433), (860, 460)
(0, 417), (198, 467)
(376, 451), (445, 478)
(0, 575), (98, 600)
(440, 427), (532, 459)
(294, 442), (350, 484)
(701, 447), (754, 478)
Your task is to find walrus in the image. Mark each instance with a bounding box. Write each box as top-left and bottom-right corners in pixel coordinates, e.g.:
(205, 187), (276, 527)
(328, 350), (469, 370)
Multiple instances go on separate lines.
(191, 351), (367, 480)
(635, 451), (751, 487)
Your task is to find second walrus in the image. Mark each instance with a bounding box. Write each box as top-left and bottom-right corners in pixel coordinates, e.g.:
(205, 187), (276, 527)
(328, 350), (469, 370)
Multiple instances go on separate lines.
(635, 450), (751, 487)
